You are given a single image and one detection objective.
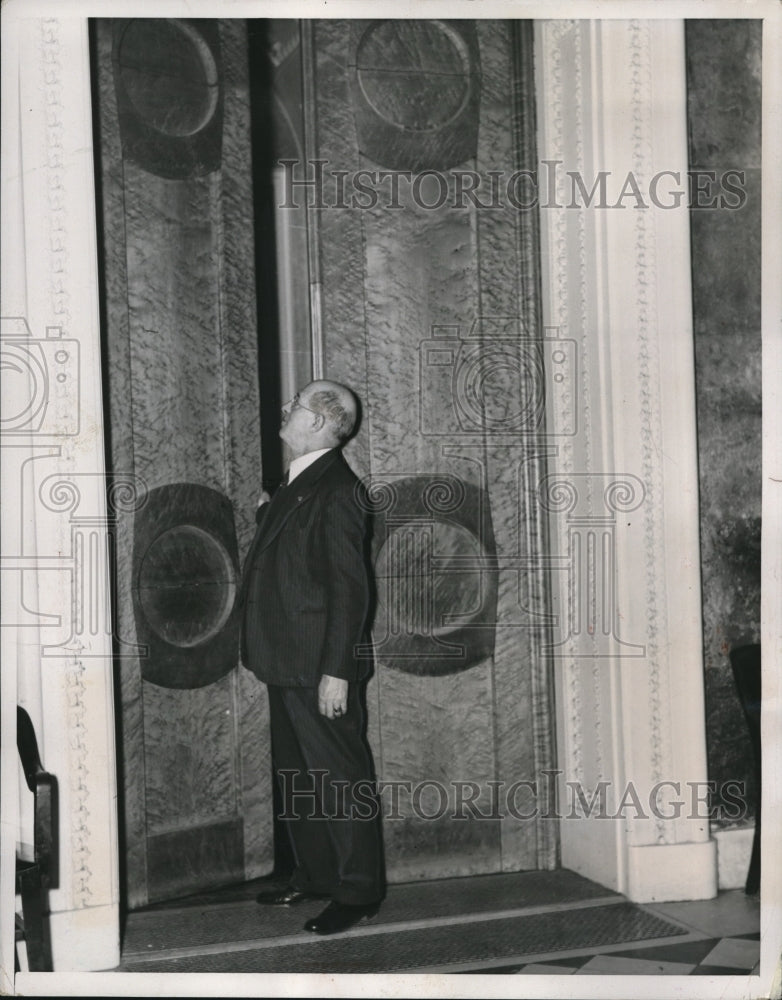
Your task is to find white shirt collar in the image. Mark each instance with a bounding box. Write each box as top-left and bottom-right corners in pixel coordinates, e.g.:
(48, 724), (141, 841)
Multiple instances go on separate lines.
(287, 448), (333, 484)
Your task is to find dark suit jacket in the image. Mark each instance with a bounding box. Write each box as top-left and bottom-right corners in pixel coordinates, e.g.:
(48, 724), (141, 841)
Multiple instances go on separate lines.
(240, 450), (370, 687)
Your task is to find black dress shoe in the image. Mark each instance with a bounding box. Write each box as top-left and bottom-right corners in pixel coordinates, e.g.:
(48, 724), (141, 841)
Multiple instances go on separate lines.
(303, 900), (380, 935)
(256, 886), (325, 906)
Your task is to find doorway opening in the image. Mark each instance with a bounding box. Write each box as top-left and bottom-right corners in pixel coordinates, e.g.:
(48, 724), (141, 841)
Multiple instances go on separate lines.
(91, 16), (559, 912)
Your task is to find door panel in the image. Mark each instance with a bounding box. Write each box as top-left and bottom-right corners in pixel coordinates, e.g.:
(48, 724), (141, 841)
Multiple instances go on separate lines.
(309, 19), (557, 878)
(93, 18), (272, 908)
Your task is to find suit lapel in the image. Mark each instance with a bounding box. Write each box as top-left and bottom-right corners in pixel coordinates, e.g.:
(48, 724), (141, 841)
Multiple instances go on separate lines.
(256, 450), (340, 553)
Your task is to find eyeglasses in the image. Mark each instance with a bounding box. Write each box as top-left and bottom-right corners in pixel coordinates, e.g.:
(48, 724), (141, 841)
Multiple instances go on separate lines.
(282, 393), (321, 418)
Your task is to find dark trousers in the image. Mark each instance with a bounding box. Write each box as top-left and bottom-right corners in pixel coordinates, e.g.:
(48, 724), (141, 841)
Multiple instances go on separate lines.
(267, 684), (383, 906)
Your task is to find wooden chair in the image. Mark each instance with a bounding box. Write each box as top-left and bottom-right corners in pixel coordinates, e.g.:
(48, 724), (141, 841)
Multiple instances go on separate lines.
(15, 706), (57, 972)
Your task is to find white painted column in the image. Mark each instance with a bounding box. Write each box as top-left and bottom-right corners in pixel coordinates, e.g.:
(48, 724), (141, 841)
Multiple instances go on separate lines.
(536, 18), (717, 902)
(1, 17), (120, 974)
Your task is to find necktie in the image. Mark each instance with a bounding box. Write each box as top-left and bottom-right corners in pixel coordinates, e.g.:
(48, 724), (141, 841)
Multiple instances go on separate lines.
(266, 472), (289, 513)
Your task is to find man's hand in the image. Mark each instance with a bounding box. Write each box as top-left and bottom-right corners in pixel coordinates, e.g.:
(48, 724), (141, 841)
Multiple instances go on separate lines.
(318, 674), (348, 719)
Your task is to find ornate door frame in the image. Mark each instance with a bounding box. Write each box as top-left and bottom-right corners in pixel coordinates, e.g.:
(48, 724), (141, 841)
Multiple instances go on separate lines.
(535, 19), (717, 901)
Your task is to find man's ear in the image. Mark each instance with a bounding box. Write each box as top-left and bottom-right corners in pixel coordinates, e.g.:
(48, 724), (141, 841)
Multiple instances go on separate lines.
(311, 411), (326, 432)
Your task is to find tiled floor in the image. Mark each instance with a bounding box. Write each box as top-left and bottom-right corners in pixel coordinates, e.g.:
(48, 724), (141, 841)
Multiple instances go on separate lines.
(473, 890), (761, 976)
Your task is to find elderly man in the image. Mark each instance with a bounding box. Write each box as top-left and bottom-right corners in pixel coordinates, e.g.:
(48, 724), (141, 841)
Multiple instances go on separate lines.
(240, 379), (383, 935)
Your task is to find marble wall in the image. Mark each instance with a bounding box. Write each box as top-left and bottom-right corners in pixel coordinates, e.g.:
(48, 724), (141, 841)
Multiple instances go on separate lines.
(686, 21), (762, 822)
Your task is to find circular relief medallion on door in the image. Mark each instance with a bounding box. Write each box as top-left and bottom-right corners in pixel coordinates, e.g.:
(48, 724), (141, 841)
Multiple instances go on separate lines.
(131, 482), (241, 689)
(365, 474), (498, 675)
(349, 19), (480, 172)
(356, 20), (472, 133)
(117, 19), (220, 138)
(138, 525), (236, 648)
(112, 19), (223, 178)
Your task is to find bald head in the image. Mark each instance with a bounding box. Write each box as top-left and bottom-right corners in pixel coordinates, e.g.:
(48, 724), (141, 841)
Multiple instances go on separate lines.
(303, 380), (358, 445)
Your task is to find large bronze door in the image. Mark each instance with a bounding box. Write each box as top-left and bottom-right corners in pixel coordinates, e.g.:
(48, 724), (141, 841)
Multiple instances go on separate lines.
(277, 20), (559, 880)
(93, 18), (273, 907)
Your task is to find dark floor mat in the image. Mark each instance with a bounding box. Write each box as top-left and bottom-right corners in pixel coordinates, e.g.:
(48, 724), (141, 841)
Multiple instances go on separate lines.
(121, 901), (687, 974)
(123, 869), (618, 955)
